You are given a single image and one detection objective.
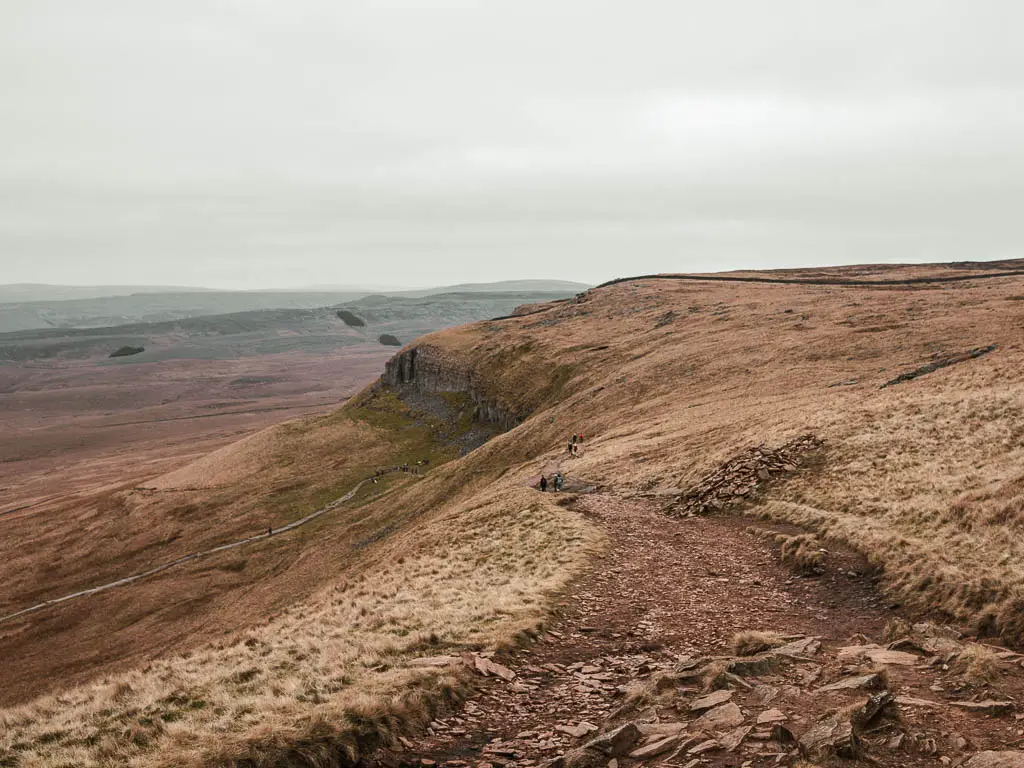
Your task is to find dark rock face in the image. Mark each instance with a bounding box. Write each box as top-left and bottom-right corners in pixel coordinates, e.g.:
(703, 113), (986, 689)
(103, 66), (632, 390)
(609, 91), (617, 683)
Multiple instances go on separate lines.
(381, 345), (521, 430)
(336, 309), (366, 327)
(109, 345), (145, 358)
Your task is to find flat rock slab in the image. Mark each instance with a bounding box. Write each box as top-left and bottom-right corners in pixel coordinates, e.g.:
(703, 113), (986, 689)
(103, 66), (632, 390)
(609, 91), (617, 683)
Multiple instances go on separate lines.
(584, 723), (642, 757)
(471, 654), (516, 681)
(556, 722), (599, 739)
(409, 655), (462, 668)
(895, 695), (943, 708)
(837, 643), (919, 666)
(720, 725), (752, 752)
(966, 752), (1024, 768)
(629, 734), (682, 759)
(638, 722), (687, 738)
(772, 637), (822, 658)
(690, 689), (733, 712)
(799, 715), (856, 759)
(951, 700), (1015, 716)
(818, 672), (885, 692)
(689, 739), (721, 755)
(696, 702), (744, 731)
(756, 708), (787, 725)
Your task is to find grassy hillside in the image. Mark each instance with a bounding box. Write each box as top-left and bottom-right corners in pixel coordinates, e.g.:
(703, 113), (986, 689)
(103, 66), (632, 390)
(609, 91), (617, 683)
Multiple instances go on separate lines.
(397, 261), (1024, 641)
(0, 381), (596, 766)
(4, 260), (1024, 765)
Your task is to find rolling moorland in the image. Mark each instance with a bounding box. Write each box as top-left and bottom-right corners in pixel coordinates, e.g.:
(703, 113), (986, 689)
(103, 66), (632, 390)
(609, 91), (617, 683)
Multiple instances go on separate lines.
(4, 262), (1024, 767)
(0, 281), (589, 334)
(0, 286), (581, 555)
(0, 291), (579, 363)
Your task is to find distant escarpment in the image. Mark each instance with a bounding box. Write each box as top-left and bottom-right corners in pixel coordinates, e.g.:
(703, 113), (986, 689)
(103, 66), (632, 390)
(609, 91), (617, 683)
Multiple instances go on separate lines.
(382, 344), (523, 430)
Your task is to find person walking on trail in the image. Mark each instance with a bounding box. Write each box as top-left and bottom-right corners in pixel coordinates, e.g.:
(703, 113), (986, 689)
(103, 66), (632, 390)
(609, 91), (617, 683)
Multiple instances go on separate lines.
(539, 475), (548, 492)
(554, 472), (564, 492)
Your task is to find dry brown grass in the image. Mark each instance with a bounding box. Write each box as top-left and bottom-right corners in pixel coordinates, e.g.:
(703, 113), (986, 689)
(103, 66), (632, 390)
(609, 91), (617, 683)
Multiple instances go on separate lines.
(0, 487), (599, 766)
(9, 260), (1024, 764)
(953, 644), (1002, 687)
(777, 533), (827, 575)
(730, 630), (785, 656)
(492, 270), (1024, 644)
(392, 264), (1024, 646)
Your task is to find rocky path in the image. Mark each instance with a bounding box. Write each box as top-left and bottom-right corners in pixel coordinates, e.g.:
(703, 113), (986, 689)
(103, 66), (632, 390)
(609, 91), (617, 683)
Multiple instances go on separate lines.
(388, 495), (1024, 768)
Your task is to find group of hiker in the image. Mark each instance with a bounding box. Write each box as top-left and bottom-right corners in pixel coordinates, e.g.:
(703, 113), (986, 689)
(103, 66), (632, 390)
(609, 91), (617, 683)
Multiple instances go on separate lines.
(372, 459), (430, 484)
(539, 472), (564, 492)
(538, 432), (587, 491)
(375, 458), (429, 475)
(270, 457), (430, 535)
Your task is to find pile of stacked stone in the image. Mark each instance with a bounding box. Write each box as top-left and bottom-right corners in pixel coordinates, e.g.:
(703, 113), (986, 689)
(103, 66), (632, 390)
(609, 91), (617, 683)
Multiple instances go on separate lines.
(669, 434), (823, 517)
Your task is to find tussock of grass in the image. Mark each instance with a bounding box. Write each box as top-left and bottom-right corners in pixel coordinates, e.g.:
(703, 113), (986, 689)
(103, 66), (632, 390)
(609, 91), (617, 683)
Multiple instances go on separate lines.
(953, 644), (1001, 687)
(730, 630), (785, 657)
(777, 533), (826, 574)
(884, 617), (912, 642)
(701, 660), (734, 691)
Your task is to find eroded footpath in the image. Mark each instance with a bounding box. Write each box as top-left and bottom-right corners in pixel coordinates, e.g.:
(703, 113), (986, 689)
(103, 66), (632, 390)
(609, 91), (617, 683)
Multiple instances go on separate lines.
(386, 495), (1024, 768)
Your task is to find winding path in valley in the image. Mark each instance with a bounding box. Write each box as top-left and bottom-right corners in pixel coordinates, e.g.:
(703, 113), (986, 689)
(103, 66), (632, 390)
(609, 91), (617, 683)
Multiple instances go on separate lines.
(0, 474), (388, 626)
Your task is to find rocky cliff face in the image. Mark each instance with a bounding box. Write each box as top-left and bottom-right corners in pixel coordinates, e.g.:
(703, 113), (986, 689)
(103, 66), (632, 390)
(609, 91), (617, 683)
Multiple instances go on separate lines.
(381, 344), (521, 430)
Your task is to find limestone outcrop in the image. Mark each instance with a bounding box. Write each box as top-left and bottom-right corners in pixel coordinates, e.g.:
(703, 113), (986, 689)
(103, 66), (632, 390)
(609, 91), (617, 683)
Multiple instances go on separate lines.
(381, 344), (522, 430)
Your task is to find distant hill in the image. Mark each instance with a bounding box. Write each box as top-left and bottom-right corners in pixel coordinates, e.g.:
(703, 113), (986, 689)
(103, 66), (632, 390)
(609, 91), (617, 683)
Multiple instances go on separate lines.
(0, 291), (368, 334)
(390, 279), (590, 297)
(0, 280), (589, 333)
(0, 284), (216, 303)
(0, 290), (574, 363)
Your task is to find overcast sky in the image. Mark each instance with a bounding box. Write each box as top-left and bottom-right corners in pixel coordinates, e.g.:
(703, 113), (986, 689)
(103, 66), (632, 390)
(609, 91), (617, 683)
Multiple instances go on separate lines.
(2, 1), (1023, 289)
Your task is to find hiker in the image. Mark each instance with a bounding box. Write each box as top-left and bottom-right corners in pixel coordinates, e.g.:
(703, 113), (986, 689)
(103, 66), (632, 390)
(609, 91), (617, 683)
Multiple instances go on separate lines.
(572, 433), (578, 445)
(268, 526), (273, 536)
(539, 475), (548, 492)
(567, 441), (574, 454)
(555, 473), (564, 491)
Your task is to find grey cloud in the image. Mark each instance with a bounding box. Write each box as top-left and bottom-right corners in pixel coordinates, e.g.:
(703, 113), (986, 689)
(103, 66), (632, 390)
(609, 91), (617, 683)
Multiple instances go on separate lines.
(2, 1), (1023, 287)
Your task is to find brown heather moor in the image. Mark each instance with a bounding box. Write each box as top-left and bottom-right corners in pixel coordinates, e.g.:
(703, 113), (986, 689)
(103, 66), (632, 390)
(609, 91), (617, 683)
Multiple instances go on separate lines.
(4, 261), (1024, 765)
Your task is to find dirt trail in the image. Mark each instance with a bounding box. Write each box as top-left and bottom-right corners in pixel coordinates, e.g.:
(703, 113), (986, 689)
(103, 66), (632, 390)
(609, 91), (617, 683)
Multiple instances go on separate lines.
(393, 495), (1024, 768)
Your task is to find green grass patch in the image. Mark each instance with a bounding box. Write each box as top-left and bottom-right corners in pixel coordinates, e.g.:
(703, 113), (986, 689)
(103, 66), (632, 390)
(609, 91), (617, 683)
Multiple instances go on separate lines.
(263, 389), (484, 527)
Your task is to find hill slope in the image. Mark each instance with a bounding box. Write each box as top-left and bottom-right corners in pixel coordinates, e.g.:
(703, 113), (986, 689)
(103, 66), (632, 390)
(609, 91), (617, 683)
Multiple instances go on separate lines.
(4, 261), (1024, 766)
